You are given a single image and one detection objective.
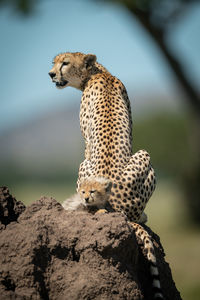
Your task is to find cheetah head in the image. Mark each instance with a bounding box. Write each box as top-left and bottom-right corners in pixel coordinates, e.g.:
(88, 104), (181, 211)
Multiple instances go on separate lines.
(49, 52), (96, 90)
(78, 177), (112, 209)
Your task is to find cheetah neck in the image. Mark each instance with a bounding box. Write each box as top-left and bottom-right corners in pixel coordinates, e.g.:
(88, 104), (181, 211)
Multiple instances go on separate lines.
(80, 62), (109, 90)
(93, 62), (108, 74)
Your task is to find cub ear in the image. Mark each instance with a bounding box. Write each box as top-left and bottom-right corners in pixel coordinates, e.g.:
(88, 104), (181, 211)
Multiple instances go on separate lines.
(84, 54), (97, 69)
(105, 181), (112, 193)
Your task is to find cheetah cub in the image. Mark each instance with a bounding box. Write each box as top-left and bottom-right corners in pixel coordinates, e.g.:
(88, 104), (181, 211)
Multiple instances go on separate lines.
(62, 177), (113, 213)
(78, 177), (164, 300)
(78, 176), (113, 213)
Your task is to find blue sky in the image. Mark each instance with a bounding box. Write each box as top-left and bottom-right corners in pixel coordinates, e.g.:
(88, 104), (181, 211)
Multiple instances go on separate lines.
(0, 0), (200, 132)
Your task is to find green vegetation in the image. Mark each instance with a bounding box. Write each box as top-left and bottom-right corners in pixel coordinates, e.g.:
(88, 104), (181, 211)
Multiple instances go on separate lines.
(6, 174), (77, 205)
(134, 112), (192, 178)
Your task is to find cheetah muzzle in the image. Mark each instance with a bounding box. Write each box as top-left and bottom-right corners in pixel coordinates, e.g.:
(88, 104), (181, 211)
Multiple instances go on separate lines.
(55, 80), (68, 88)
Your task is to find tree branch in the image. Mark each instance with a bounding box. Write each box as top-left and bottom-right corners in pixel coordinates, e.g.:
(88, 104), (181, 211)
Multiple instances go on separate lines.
(129, 7), (200, 114)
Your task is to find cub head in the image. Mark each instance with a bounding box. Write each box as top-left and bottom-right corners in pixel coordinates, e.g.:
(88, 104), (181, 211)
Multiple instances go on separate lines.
(78, 177), (112, 209)
(49, 52), (96, 90)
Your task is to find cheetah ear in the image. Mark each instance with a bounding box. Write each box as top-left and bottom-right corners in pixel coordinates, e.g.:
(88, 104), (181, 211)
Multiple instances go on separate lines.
(84, 54), (97, 69)
(105, 181), (112, 193)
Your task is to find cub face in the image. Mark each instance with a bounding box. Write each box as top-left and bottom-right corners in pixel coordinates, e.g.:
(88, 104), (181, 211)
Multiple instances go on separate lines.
(49, 52), (96, 90)
(78, 177), (112, 209)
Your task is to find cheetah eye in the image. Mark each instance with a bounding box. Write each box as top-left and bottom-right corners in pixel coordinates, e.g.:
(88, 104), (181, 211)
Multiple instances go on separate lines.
(90, 190), (96, 194)
(81, 190), (85, 194)
(62, 62), (69, 66)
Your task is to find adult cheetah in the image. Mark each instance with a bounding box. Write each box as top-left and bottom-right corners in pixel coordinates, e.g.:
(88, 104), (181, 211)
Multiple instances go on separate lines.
(49, 52), (156, 223)
(50, 52), (162, 299)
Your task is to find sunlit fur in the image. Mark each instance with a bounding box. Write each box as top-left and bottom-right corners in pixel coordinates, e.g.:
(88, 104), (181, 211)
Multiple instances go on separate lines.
(78, 177), (112, 209)
(49, 52), (106, 90)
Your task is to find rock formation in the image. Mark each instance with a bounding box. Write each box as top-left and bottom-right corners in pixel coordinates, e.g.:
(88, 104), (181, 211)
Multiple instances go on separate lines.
(0, 187), (182, 300)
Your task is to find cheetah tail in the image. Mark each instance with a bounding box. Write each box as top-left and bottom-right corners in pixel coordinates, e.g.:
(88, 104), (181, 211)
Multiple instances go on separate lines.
(150, 262), (164, 299)
(130, 222), (164, 300)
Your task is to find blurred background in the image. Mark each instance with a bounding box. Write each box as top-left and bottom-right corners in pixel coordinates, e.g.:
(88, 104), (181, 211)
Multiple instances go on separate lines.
(0, 0), (200, 298)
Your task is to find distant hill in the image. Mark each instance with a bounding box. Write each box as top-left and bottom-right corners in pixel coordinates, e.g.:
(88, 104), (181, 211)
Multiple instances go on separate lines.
(0, 103), (84, 178)
(0, 92), (182, 181)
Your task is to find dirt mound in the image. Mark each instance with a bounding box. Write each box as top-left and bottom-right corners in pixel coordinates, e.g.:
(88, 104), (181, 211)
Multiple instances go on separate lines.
(0, 187), (182, 300)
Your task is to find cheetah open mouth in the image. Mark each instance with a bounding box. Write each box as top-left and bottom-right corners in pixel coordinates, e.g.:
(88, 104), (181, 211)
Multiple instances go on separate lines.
(56, 80), (68, 88)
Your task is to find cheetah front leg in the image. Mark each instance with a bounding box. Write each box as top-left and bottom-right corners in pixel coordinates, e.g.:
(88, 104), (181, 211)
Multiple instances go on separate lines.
(95, 209), (108, 214)
(77, 159), (94, 191)
(85, 139), (92, 160)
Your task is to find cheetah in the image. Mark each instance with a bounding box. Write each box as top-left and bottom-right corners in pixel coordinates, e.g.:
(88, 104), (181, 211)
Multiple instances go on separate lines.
(62, 193), (85, 211)
(49, 52), (156, 222)
(62, 177), (113, 213)
(77, 177), (164, 300)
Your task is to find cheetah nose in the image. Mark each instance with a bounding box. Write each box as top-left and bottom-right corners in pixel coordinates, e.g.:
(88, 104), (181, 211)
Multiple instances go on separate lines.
(48, 72), (56, 79)
(85, 197), (89, 203)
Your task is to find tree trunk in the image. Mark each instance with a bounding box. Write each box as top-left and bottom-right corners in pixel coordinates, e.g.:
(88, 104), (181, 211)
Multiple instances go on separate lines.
(128, 8), (200, 223)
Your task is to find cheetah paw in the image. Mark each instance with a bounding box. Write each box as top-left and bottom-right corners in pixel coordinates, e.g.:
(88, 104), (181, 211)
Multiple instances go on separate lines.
(95, 209), (108, 214)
